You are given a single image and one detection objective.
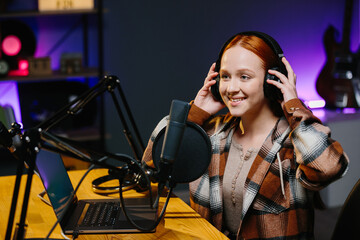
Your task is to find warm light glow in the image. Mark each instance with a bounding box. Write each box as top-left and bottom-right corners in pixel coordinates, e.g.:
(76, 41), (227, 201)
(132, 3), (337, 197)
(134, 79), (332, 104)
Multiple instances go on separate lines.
(306, 100), (326, 109)
(2, 35), (22, 56)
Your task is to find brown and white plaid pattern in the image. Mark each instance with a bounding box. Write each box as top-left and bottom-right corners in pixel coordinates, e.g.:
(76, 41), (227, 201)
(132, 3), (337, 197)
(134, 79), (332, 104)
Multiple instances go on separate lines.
(142, 98), (349, 240)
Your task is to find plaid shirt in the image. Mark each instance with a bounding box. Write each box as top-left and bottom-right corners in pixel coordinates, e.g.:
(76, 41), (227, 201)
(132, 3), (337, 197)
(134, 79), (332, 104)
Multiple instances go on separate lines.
(142, 98), (349, 240)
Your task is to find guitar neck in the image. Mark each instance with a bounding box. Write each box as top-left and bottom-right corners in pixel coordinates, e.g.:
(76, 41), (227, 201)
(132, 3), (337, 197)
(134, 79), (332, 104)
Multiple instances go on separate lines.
(341, 0), (354, 51)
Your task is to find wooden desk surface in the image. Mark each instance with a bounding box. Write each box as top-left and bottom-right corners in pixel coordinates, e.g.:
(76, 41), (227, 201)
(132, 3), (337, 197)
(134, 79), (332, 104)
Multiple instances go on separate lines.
(0, 168), (228, 239)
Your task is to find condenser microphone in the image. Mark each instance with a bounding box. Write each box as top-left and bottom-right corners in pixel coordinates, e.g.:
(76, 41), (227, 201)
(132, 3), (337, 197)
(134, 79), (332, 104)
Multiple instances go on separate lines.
(152, 120), (211, 185)
(158, 100), (190, 185)
(91, 100), (212, 194)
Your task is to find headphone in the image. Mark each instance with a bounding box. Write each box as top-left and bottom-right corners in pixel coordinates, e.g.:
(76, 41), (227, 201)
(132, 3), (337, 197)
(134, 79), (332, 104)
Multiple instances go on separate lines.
(210, 31), (287, 102)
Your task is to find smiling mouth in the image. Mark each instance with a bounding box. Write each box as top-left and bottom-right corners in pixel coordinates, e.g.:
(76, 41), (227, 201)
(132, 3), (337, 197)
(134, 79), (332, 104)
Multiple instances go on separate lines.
(229, 97), (246, 102)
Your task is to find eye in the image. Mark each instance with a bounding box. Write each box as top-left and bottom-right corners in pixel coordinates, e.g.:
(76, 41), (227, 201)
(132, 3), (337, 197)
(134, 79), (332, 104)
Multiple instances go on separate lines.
(240, 74), (250, 80)
(220, 74), (230, 81)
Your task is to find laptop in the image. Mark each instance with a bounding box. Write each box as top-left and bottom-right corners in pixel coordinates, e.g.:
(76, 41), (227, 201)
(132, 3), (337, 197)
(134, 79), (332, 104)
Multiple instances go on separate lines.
(35, 150), (157, 235)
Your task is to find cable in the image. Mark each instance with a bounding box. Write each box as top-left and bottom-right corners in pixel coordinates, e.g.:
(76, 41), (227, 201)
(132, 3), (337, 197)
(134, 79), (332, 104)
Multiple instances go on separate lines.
(118, 177), (173, 232)
(37, 189), (51, 206)
(43, 153), (154, 239)
(25, 158), (97, 240)
(44, 159), (100, 240)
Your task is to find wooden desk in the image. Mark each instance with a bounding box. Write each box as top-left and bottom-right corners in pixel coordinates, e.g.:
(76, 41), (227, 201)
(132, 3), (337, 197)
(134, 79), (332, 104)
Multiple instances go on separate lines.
(0, 169), (228, 239)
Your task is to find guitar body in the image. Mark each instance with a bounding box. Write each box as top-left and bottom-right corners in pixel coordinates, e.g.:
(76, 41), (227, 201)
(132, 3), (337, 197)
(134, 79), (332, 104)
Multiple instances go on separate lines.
(316, 0), (360, 108)
(316, 26), (359, 108)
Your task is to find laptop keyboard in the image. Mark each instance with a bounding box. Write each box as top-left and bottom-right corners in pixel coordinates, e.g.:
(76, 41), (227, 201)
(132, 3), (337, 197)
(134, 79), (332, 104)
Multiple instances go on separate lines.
(79, 202), (120, 227)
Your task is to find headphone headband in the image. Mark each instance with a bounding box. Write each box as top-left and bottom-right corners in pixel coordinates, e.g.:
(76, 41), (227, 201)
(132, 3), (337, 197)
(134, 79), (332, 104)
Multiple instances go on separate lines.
(215, 31), (285, 73)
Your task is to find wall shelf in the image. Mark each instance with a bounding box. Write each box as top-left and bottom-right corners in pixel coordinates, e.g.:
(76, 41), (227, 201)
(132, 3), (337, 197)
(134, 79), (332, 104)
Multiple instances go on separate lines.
(0, 0), (105, 150)
(0, 67), (101, 82)
(0, 9), (99, 18)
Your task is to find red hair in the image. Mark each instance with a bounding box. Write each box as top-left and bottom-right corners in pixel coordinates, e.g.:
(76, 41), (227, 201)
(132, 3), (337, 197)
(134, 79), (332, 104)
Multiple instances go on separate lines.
(223, 34), (278, 72)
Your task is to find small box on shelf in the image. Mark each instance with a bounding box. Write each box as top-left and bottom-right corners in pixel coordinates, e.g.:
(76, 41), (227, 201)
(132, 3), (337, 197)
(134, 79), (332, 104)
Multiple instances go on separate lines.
(38, 0), (94, 11)
(60, 52), (82, 74)
(28, 57), (52, 76)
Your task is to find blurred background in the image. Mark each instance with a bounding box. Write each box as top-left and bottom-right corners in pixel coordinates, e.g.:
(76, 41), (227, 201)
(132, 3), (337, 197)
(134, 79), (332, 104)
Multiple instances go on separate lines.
(0, 1), (359, 239)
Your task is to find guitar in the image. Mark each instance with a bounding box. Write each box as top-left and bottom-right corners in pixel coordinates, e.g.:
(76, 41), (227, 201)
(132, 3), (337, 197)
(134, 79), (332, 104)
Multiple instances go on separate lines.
(316, 0), (360, 108)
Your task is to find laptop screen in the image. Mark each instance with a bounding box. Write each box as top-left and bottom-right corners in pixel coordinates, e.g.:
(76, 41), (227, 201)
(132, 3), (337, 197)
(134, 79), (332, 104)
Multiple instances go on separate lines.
(35, 150), (76, 219)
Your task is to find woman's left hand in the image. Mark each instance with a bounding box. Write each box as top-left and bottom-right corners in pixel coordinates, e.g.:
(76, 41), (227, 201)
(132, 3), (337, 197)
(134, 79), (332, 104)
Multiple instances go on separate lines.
(266, 57), (298, 106)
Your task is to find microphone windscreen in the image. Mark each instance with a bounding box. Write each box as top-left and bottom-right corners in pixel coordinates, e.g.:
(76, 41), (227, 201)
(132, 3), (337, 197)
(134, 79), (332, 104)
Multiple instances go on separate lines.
(152, 121), (211, 184)
(160, 100), (190, 163)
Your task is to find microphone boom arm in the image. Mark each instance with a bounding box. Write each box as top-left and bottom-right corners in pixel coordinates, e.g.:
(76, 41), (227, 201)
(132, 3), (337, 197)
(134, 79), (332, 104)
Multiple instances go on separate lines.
(36, 75), (145, 160)
(5, 75), (148, 239)
(5, 126), (151, 240)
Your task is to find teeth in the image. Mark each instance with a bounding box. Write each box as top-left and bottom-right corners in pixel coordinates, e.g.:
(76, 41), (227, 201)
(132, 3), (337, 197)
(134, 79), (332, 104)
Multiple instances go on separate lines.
(230, 98), (244, 102)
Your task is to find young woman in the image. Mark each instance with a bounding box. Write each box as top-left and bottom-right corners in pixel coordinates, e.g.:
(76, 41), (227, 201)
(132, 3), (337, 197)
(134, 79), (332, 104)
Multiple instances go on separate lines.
(142, 31), (349, 239)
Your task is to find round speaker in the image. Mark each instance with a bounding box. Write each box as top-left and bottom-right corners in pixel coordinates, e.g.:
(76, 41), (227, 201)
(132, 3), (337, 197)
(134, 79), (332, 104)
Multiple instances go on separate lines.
(0, 20), (36, 69)
(0, 59), (9, 76)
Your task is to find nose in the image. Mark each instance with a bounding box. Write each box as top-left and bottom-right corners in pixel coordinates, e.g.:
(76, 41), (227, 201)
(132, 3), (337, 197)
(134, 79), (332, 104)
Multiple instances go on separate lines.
(226, 78), (241, 94)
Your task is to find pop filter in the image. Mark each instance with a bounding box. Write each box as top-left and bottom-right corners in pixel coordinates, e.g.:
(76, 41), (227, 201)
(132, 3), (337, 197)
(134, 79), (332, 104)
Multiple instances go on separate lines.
(152, 121), (211, 184)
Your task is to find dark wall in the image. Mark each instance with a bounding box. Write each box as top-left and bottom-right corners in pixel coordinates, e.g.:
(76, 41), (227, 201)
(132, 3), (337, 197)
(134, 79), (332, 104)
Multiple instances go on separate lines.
(102, 0), (355, 155)
(2, 0), (358, 158)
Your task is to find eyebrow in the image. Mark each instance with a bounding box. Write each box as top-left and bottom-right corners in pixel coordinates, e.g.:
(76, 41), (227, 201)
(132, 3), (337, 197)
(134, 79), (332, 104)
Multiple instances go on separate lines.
(220, 68), (256, 76)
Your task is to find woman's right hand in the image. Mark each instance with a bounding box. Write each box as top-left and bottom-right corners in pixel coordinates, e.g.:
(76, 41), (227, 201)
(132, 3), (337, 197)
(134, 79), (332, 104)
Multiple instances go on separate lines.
(193, 63), (225, 115)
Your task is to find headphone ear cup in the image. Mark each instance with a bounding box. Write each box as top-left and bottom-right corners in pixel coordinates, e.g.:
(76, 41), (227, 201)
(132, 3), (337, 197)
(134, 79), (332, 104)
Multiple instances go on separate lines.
(210, 75), (223, 102)
(264, 67), (284, 101)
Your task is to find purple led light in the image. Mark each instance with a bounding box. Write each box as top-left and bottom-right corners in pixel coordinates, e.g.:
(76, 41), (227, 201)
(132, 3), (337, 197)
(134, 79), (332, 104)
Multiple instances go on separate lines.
(342, 108), (357, 114)
(0, 81), (22, 124)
